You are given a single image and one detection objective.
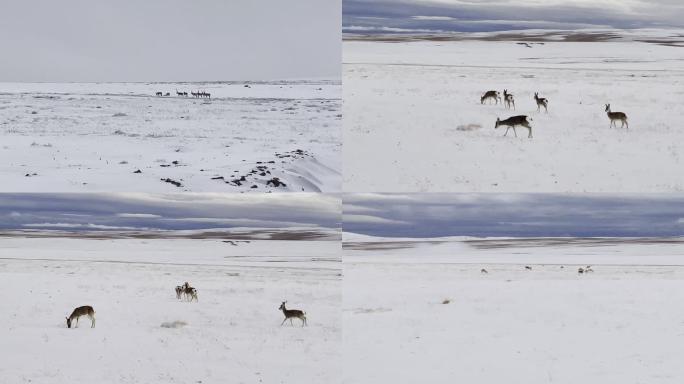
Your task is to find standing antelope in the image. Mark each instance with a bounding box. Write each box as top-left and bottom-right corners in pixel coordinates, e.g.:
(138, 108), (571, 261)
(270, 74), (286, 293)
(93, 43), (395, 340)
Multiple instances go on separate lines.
(605, 104), (628, 128)
(66, 306), (96, 328)
(534, 92), (548, 113)
(155, 91), (163, 97)
(495, 115), (533, 138)
(481, 90), (501, 105)
(279, 301), (307, 327)
(175, 285), (183, 300)
(186, 287), (198, 302)
(503, 89), (515, 110)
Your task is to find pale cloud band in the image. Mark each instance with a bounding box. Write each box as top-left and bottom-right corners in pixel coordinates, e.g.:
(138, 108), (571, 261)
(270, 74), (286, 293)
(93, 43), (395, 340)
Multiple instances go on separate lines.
(344, 0), (684, 33)
(344, 194), (684, 238)
(0, 193), (341, 232)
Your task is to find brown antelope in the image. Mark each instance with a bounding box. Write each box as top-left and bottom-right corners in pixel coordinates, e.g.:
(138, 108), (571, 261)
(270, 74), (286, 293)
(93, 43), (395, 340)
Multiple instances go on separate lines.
(525, 266), (532, 270)
(481, 268), (488, 274)
(495, 115), (533, 138)
(279, 301), (307, 327)
(155, 91), (163, 97)
(534, 92), (548, 113)
(175, 285), (183, 300)
(605, 104), (628, 128)
(578, 267), (585, 274)
(503, 89), (515, 110)
(481, 90), (501, 105)
(66, 306), (96, 328)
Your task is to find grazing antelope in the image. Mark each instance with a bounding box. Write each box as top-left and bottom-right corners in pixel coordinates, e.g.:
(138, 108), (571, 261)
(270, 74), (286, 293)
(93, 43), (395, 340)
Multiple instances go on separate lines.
(481, 90), (501, 105)
(481, 268), (488, 274)
(578, 267), (585, 274)
(605, 104), (628, 128)
(66, 306), (96, 328)
(495, 115), (533, 138)
(585, 265), (594, 273)
(155, 91), (163, 97)
(525, 266), (532, 270)
(534, 92), (548, 113)
(164, 92), (170, 97)
(279, 301), (307, 327)
(503, 89), (515, 110)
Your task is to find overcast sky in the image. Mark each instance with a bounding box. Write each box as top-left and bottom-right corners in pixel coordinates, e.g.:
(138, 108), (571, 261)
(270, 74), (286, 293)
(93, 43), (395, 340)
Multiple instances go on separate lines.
(344, 0), (684, 33)
(344, 194), (684, 238)
(0, 0), (340, 82)
(0, 193), (340, 232)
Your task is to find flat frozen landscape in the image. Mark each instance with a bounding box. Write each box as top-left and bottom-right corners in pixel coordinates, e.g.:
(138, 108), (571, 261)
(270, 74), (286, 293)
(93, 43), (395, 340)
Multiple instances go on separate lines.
(0, 236), (341, 383)
(344, 236), (684, 384)
(0, 81), (340, 192)
(344, 30), (684, 192)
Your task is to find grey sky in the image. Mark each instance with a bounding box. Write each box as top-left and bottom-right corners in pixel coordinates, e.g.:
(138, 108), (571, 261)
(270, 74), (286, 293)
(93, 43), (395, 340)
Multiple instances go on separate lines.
(0, 0), (341, 82)
(0, 193), (340, 232)
(343, 0), (684, 33)
(344, 194), (684, 238)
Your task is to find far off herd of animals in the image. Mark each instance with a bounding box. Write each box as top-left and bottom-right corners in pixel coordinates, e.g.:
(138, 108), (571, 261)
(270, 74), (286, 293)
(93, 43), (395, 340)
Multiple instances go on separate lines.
(155, 89), (211, 98)
(65, 281), (307, 329)
(479, 265), (594, 274)
(480, 89), (628, 139)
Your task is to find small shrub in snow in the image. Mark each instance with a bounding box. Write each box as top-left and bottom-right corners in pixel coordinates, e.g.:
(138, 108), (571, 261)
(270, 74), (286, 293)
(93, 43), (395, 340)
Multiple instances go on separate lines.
(161, 321), (188, 328)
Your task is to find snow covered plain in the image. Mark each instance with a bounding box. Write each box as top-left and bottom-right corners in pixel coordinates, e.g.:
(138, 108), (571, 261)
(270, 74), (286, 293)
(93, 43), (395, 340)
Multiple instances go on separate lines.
(0, 81), (340, 192)
(344, 236), (684, 383)
(0, 235), (341, 383)
(343, 30), (684, 192)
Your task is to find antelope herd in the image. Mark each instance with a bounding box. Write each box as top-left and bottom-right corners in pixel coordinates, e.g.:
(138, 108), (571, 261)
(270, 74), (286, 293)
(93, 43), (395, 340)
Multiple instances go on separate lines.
(65, 281), (308, 329)
(480, 89), (629, 138)
(155, 89), (211, 98)
(477, 265), (596, 275)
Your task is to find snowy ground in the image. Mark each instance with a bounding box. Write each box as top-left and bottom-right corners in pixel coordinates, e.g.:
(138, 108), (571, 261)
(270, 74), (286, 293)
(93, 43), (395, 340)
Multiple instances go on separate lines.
(0, 81), (340, 192)
(343, 30), (684, 192)
(0, 237), (341, 383)
(344, 237), (684, 384)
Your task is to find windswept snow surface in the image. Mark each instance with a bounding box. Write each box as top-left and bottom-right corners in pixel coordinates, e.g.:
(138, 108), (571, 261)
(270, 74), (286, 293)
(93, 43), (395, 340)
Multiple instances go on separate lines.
(344, 237), (684, 383)
(0, 237), (341, 383)
(0, 81), (340, 192)
(344, 31), (684, 192)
